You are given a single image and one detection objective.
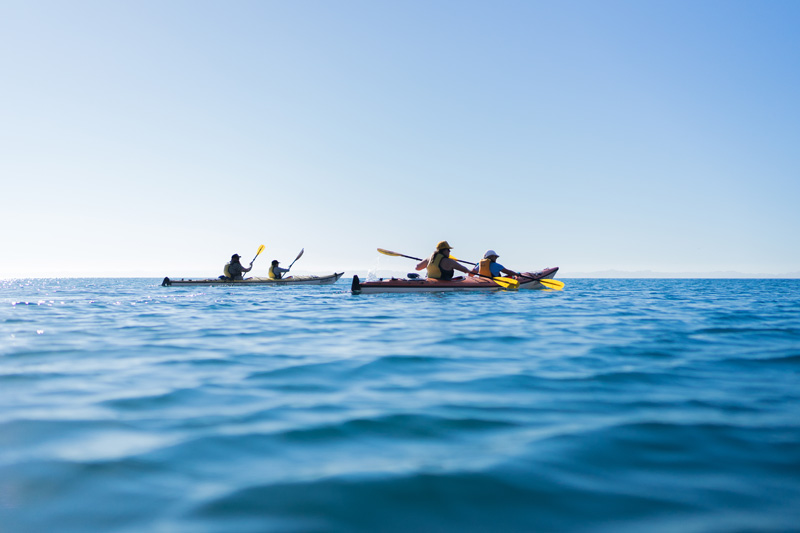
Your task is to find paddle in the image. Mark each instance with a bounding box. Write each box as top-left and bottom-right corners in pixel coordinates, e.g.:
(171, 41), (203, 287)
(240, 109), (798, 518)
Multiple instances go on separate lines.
(532, 277), (564, 289)
(232, 244), (265, 281)
(377, 248), (519, 289)
(445, 254), (564, 290)
(251, 244), (265, 265)
(377, 248), (423, 262)
(286, 248), (304, 270)
(448, 254), (521, 289)
(250, 244), (264, 265)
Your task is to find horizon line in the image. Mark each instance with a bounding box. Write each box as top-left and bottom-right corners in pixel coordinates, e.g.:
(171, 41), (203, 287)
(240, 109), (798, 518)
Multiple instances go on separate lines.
(3, 269), (800, 280)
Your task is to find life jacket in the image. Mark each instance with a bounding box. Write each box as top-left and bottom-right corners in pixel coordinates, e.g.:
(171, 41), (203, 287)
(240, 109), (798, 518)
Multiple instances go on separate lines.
(268, 265), (281, 280)
(427, 252), (454, 281)
(478, 258), (494, 277)
(226, 260), (244, 280)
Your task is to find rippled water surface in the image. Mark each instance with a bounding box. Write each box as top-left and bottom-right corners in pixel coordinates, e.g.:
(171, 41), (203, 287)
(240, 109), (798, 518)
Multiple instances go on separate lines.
(2, 278), (799, 532)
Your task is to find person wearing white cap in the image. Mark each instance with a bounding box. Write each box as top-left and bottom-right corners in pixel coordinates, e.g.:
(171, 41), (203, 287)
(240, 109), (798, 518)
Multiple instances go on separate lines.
(472, 250), (519, 279)
(415, 240), (472, 280)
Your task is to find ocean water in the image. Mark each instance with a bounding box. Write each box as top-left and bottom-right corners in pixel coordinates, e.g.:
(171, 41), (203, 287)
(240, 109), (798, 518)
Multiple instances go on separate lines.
(1, 277), (799, 533)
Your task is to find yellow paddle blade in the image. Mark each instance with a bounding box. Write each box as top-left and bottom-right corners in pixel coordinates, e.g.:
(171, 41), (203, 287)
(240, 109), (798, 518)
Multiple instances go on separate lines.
(377, 248), (423, 261)
(377, 248), (401, 257)
(537, 278), (564, 289)
(250, 244), (266, 264)
(493, 276), (520, 289)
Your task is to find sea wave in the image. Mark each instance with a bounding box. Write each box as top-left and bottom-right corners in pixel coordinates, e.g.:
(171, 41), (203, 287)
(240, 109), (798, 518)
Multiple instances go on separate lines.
(2, 278), (800, 532)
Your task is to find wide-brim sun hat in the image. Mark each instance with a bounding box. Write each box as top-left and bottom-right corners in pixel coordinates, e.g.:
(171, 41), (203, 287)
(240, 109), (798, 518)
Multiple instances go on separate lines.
(484, 250), (499, 259)
(436, 240), (453, 251)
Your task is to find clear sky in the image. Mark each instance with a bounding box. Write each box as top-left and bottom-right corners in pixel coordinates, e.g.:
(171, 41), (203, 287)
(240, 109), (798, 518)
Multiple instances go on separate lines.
(2, 1), (799, 278)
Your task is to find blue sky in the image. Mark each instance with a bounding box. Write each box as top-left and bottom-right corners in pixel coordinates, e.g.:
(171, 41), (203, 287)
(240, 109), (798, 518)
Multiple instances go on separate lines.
(2, 1), (798, 277)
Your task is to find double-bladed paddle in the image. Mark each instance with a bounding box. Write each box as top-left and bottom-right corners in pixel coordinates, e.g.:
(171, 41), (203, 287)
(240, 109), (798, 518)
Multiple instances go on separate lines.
(377, 248), (422, 262)
(448, 255), (564, 290)
(251, 244), (265, 265)
(528, 277), (564, 289)
(377, 248), (519, 289)
(236, 244), (265, 280)
(287, 248), (304, 270)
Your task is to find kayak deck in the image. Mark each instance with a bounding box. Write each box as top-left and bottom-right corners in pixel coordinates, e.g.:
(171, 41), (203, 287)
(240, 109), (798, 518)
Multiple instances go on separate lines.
(352, 267), (559, 294)
(162, 272), (344, 286)
(518, 267), (560, 289)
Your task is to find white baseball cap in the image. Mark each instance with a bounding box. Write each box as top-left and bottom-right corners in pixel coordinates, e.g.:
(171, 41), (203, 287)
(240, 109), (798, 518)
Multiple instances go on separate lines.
(484, 250), (499, 259)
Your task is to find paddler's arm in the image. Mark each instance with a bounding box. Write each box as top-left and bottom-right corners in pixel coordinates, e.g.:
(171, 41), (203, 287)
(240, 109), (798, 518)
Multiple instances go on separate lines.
(500, 267), (519, 277)
(442, 257), (472, 275)
(415, 258), (429, 271)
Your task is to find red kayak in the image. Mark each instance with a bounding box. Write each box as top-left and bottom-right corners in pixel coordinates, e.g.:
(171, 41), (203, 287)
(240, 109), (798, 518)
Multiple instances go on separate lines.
(351, 267), (560, 294)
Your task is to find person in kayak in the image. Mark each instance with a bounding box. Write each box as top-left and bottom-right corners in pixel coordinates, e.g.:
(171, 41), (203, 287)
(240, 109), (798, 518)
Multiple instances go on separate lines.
(224, 254), (253, 280)
(268, 260), (291, 280)
(471, 250), (519, 279)
(415, 241), (472, 281)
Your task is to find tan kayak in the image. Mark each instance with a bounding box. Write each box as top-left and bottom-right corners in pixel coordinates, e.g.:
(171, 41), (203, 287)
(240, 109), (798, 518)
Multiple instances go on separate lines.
(161, 272), (344, 286)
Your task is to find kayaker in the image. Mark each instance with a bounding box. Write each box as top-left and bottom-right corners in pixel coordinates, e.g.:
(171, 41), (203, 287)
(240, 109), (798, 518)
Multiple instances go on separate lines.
(415, 241), (472, 281)
(224, 254), (253, 280)
(268, 260), (291, 280)
(471, 250), (519, 279)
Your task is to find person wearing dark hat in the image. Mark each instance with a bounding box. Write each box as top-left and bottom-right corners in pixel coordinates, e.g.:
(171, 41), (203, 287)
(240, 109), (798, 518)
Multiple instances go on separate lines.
(268, 260), (291, 280)
(415, 240), (472, 281)
(471, 250), (519, 279)
(223, 253), (253, 280)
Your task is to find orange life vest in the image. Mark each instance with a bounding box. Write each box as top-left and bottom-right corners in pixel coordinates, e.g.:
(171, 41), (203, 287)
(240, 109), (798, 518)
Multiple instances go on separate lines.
(478, 258), (494, 277)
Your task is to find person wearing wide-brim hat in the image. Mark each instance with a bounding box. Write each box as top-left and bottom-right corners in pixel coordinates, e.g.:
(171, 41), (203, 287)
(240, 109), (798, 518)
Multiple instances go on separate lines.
(224, 253), (253, 280)
(415, 240), (472, 281)
(471, 250), (519, 279)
